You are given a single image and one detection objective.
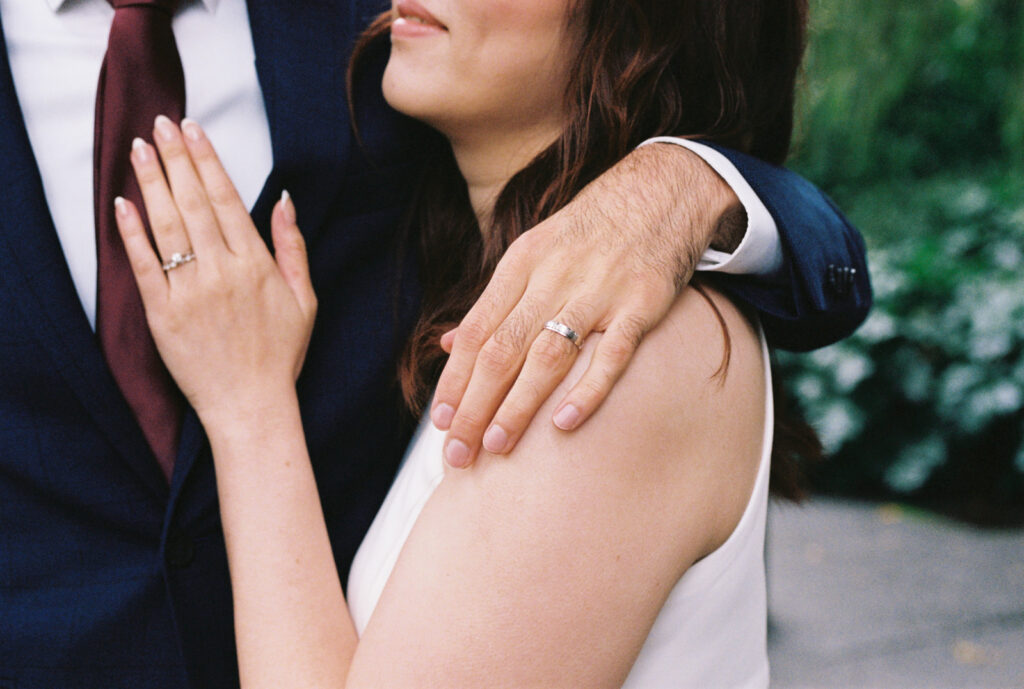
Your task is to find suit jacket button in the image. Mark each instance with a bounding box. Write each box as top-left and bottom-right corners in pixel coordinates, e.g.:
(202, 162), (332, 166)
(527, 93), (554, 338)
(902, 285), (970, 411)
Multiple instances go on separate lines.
(165, 532), (195, 568)
(827, 263), (856, 297)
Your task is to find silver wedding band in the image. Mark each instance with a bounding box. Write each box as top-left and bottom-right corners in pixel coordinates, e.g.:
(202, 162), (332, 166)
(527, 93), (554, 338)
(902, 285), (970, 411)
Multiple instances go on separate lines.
(543, 320), (583, 350)
(162, 251), (196, 272)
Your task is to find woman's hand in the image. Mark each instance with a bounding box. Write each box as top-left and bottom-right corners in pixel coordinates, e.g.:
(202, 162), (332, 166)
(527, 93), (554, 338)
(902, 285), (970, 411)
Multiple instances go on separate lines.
(115, 116), (317, 423)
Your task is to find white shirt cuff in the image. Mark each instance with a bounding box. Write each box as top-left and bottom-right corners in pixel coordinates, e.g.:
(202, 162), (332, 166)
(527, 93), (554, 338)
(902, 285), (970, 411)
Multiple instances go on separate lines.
(638, 136), (783, 277)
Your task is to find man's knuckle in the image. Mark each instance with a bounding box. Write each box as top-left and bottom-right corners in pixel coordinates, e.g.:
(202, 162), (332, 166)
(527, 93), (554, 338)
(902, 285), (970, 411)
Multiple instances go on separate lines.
(531, 336), (569, 369)
(560, 300), (596, 329)
(509, 228), (543, 257)
(453, 408), (487, 431)
(618, 313), (650, 347)
(492, 305), (537, 353)
(478, 341), (518, 375)
(601, 337), (636, 368)
(520, 293), (553, 324)
(520, 376), (548, 406)
(472, 287), (505, 319)
(433, 375), (459, 398)
(456, 317), (491, 349)
(633, 273), (673, 303)
(577, 375), (607, 401)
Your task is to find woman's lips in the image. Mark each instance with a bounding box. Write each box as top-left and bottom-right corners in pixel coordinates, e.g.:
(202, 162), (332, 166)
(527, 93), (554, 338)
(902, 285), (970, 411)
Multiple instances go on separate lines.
(393, 0), (447, 37)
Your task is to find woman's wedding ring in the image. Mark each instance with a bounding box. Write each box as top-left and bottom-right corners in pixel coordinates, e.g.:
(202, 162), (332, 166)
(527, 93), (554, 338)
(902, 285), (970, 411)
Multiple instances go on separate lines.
(543, 320), (583, 350)
(162, 251), (196, 273)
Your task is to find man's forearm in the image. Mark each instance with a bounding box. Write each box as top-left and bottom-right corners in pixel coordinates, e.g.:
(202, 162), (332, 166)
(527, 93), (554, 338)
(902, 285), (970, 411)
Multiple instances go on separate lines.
(639, 136), (784, 277)
(593, 141), (742, 290)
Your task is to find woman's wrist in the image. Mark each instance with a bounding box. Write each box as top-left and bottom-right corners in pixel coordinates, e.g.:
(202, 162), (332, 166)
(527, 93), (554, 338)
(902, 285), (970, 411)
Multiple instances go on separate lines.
(197, 383), (303, 449)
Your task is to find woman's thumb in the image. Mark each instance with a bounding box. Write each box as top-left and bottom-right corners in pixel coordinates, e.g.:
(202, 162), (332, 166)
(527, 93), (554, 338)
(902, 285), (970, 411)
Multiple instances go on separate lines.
(272, 190), (317, 318)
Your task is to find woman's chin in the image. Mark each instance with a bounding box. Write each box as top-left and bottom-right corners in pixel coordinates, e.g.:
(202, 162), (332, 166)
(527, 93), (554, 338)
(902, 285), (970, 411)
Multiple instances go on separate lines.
(382, 75), (452, 134)
(382, 67), (431, 117)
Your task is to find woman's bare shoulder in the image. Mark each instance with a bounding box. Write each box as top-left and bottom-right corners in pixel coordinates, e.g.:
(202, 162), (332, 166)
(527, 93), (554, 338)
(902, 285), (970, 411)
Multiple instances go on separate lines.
(578, 283), (766, 446)
(517, 283), (765, 460)
(489, 283), (768, 555)
(350, 286), (769, 688)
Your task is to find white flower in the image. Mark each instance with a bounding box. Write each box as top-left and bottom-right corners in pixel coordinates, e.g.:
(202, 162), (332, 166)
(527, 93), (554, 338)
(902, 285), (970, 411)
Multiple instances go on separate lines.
(885, 436), (947, 492)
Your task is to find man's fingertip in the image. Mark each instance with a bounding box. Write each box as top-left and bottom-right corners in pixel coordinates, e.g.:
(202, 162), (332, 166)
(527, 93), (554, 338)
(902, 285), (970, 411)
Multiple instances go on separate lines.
(482, 424), (510, 454)
(553, 403), (581, 431)
(432, 403), (455, 430)
(444, 438), (471, 468)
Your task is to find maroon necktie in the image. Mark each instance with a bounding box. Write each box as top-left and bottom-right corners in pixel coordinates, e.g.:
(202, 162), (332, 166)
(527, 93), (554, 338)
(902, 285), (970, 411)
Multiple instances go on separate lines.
(94, 0), (185, 481)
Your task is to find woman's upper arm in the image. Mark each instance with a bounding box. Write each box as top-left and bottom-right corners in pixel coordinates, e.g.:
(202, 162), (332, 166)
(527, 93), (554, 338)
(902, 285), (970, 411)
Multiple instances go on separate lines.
(347, 288), (767, 689)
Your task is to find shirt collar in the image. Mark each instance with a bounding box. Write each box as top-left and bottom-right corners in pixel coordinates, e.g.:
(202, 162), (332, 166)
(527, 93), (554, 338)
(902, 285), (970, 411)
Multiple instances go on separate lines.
(45, 0), (219, 14)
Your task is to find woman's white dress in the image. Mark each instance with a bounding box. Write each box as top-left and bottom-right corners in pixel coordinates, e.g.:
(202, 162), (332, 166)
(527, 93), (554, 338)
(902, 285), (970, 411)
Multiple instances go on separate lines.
(348, 334), (773, 688)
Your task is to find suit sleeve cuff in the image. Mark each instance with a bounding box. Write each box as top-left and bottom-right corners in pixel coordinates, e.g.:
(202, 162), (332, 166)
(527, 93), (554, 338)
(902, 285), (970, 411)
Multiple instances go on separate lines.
(638, 136), (783, 277)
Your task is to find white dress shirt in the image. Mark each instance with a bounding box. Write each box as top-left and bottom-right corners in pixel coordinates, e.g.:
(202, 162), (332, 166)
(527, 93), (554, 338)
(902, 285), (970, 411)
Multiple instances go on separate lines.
(641, 136), (783, 277)
(0, 0), (780, 330)
(1, 0), (272, 328)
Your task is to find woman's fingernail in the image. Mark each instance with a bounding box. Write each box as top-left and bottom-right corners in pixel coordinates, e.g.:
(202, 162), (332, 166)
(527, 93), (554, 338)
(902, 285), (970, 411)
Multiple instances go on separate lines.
(553, 404), (581, 431)
(132, 137), (151, 162)
(114, 196), (128, 217)
(432, 403), (455, 429)
(445, 439), (470, 468)
(280, 189), (296, 224)
(482, 424), (509, 454)
(154, 114), (176, 142)
(181, 118), (203, 142)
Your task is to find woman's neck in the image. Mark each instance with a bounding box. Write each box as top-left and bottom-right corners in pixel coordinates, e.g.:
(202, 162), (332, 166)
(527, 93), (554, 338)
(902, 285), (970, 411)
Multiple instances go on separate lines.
(447, 123), (563, 233)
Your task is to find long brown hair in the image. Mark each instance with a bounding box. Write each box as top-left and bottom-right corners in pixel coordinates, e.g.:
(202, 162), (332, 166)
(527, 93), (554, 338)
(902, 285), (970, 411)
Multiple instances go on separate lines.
(348, 0), (819, 499)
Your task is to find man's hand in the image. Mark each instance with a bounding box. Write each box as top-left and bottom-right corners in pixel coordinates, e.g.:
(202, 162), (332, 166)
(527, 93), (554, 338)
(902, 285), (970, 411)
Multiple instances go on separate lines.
(433, 142), (746, 468)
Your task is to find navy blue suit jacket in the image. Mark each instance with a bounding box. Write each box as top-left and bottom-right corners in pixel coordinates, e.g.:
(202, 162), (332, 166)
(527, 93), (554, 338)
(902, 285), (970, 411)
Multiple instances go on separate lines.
(0, 1), (869, 687)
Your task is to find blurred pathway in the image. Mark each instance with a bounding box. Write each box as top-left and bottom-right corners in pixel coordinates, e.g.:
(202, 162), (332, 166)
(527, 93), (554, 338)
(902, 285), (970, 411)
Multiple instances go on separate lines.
(766, 498), (1024, 688)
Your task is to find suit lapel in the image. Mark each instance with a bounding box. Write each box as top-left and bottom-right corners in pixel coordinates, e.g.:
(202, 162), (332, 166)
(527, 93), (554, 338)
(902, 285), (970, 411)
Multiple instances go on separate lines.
(0, 16), (169, 501)
(169, 0), (358, 496)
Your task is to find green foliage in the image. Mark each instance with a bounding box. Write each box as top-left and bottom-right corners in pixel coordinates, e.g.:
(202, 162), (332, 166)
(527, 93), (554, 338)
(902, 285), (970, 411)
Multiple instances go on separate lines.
(792, 0), (1023, 189)
(777, 178), (1024, 523)
(779, 0), (1024, 523)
